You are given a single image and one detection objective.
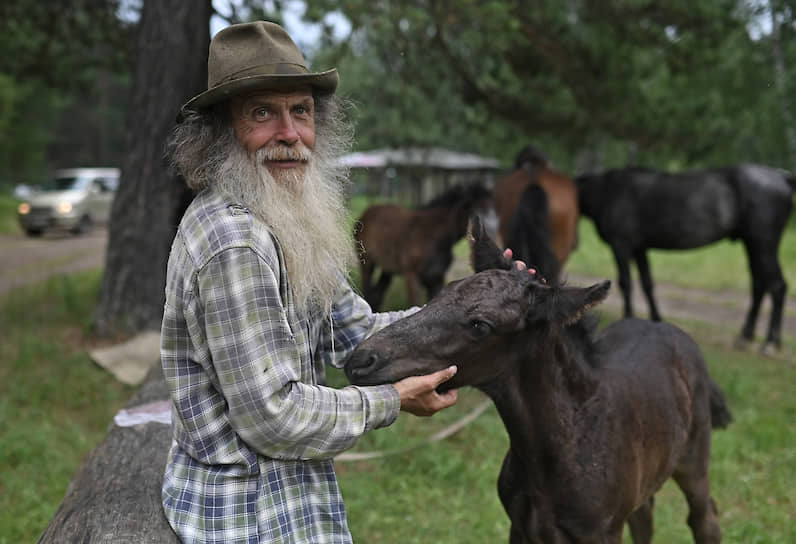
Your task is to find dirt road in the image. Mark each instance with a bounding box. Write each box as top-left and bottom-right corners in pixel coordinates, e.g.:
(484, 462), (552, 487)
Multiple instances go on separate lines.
(1, 227), (793, 361)
(0, 227), (108, 297)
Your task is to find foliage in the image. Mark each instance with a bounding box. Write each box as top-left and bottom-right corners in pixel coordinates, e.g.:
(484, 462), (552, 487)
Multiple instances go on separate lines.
(302, 0), (796, 171)
(0, 0), (136, 184)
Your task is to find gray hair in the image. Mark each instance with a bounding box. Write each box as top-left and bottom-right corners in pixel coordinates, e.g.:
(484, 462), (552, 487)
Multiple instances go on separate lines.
(167, 93), (354, 191)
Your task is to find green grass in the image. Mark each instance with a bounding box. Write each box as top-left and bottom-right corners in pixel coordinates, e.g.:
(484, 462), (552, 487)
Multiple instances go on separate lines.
(1, 197), (794, 542)
(0, 271), (135, 543)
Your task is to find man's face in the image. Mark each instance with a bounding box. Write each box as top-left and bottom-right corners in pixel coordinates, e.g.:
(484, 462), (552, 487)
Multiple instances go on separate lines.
(230, 88), (316, 180)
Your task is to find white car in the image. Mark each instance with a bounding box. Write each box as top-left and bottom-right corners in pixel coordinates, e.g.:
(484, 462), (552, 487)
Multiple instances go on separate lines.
(17, 167), (120, 236)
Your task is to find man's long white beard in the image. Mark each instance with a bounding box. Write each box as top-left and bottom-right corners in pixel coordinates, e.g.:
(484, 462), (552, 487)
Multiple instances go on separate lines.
(214, 139), (355, 318)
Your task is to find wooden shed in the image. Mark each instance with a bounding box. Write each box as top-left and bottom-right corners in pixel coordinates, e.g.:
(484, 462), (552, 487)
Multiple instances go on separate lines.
(340, 147), (503, 205)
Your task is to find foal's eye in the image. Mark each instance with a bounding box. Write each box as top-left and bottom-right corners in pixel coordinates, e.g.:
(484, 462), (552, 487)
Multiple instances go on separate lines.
(470, 320), (493, 337)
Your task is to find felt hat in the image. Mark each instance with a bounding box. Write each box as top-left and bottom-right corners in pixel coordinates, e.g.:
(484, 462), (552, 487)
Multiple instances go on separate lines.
(180, 20), (338, 115)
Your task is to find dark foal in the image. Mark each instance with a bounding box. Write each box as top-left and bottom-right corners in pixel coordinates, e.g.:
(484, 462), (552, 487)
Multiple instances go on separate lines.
(346, 218), (732, 543)
(576, 164), (792, 355)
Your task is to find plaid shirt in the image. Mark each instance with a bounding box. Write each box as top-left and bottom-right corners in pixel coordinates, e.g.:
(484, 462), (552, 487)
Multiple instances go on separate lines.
(161, 189), (414, 543)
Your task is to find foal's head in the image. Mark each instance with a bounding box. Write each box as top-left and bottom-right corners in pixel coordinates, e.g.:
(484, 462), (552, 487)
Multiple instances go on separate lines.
(345, 217), (610, 392)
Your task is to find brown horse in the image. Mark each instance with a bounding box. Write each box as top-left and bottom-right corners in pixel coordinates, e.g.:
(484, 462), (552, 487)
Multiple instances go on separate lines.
(346, 217), (732, 544)
(494, 144), (579, 281)
(354, 183), (493, 310)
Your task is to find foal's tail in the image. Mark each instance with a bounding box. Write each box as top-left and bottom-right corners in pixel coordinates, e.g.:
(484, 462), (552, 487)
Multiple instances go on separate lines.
(709, 378), (733, 429)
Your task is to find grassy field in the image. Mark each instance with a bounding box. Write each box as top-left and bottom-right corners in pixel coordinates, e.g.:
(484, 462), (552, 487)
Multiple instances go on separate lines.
(0, 195), (794, 542)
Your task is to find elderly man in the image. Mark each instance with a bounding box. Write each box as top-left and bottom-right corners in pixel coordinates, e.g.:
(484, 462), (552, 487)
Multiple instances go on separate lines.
(160, 21), (460, 543)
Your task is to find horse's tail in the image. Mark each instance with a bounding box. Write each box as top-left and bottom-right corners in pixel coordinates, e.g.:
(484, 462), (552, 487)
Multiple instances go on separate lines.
(506, 183), (560, 283)
(708, 377), (733, 429)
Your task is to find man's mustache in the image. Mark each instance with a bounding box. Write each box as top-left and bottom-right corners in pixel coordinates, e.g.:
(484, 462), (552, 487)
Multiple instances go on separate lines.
(257, 144), (312, 162)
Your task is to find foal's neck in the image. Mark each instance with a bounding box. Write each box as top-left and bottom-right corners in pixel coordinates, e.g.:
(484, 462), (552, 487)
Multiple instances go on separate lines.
(489, 326), (599, 453)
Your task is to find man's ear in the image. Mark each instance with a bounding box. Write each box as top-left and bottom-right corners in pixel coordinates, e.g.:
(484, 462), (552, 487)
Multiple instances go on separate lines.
(527, 281), (611, 326)
(469, 216), (513, 272)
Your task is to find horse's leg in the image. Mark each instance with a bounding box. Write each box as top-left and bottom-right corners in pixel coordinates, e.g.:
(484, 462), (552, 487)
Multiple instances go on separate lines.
(611, 247), (634, 318)
(360, 259), (375, 300)
(405, 273), (421, 307)
(764, 268), (787, 354)
(634, 249), (662, 321)
(369, 271), (393, 311)
(626, 496), (654, 544)
(422, 274), (444, 302)
(736, 241), (769, 350)
(748, 243), (788, 355)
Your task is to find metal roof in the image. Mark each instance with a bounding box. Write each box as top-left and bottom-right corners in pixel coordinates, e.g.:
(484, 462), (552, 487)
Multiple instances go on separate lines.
(339, 147), (501, 170)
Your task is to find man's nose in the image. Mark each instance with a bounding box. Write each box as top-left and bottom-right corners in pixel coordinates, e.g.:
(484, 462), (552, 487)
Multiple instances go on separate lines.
(274, 113), (299, 144)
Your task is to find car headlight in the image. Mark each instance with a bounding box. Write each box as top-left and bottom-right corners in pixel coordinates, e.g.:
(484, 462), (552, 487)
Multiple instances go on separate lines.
(18, 202), (30, 215)
(56, 202), (73, 214)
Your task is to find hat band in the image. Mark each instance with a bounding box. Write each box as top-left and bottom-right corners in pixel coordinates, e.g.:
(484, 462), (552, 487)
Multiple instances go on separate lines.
(215, 62), (311, 86)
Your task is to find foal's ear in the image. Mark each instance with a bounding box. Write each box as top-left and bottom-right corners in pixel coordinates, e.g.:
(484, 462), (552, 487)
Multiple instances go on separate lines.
(468, 216), (513, 272)
(538, 280), (611, 325)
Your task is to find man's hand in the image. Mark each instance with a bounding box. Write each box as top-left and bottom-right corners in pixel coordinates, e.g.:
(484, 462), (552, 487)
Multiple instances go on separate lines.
(503, 248), (542, 279)
(393, 366), (459, 417)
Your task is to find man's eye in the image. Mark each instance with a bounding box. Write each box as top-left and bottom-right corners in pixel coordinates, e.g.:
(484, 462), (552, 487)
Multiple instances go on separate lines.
(470, 320), (493, 337)
(252, 107), (270, 121)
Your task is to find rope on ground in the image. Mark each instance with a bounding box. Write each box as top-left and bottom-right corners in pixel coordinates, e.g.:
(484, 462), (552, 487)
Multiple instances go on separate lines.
(334, 399), (493, 462)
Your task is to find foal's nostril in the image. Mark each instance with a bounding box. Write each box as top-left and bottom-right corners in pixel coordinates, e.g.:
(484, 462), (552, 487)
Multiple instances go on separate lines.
(346, 351), (381, 381)
(364, 354), (379, 371)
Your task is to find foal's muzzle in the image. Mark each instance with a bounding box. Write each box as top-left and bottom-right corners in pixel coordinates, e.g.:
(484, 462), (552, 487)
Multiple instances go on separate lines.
(344, 350), (389, 386)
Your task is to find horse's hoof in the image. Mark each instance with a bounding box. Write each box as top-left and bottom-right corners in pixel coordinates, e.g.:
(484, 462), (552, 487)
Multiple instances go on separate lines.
(732, 336), (752, 351)
(759, 342), (780, 358)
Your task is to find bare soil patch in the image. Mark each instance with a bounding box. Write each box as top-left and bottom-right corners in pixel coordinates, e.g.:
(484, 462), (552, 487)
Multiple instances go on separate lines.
(1, 228), (793, 361)
(0, 227), (108, 297)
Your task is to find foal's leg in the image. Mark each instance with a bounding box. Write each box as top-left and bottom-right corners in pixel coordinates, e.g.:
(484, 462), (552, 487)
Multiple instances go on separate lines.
(672, 432), (721, 543)
(368, 270), (393, 311)
(672, 471), (721, 543)
(360, 259), (375, 299)
(626, 496), (654, 544)
(405, 273), (421, 307)
(634, 250), (661, 321)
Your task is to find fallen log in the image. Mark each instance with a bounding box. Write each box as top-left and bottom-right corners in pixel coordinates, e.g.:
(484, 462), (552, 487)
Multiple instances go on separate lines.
(39, 363), (179, 543)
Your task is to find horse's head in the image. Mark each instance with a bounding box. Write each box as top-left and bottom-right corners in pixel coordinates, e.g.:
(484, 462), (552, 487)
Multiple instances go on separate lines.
(345, 217), (611, 392)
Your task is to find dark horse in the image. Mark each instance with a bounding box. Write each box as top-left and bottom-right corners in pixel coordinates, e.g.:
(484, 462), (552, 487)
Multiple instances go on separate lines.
(354, 183), (493, 310)
(576, 164), (793, 354)
(494, 144), (579, 282)
(346, 217), (732, 543)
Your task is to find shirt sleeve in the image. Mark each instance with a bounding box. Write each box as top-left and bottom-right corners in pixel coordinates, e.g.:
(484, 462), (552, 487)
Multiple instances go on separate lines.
(318, 280), (421, 369)
(199, 246), (400, 460)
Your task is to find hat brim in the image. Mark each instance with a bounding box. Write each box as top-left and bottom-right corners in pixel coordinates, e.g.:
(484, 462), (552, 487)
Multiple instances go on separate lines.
(180, 69), (338, 115)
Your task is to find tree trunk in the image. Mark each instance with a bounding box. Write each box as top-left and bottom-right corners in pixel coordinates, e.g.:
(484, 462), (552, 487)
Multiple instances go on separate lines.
(95, 0), (212, 336)
(38, 365), (179, 543)
(770, 2), (796, 172)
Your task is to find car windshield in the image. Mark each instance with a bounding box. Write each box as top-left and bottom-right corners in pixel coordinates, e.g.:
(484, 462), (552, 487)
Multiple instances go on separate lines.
(40, 176), (92, 191)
